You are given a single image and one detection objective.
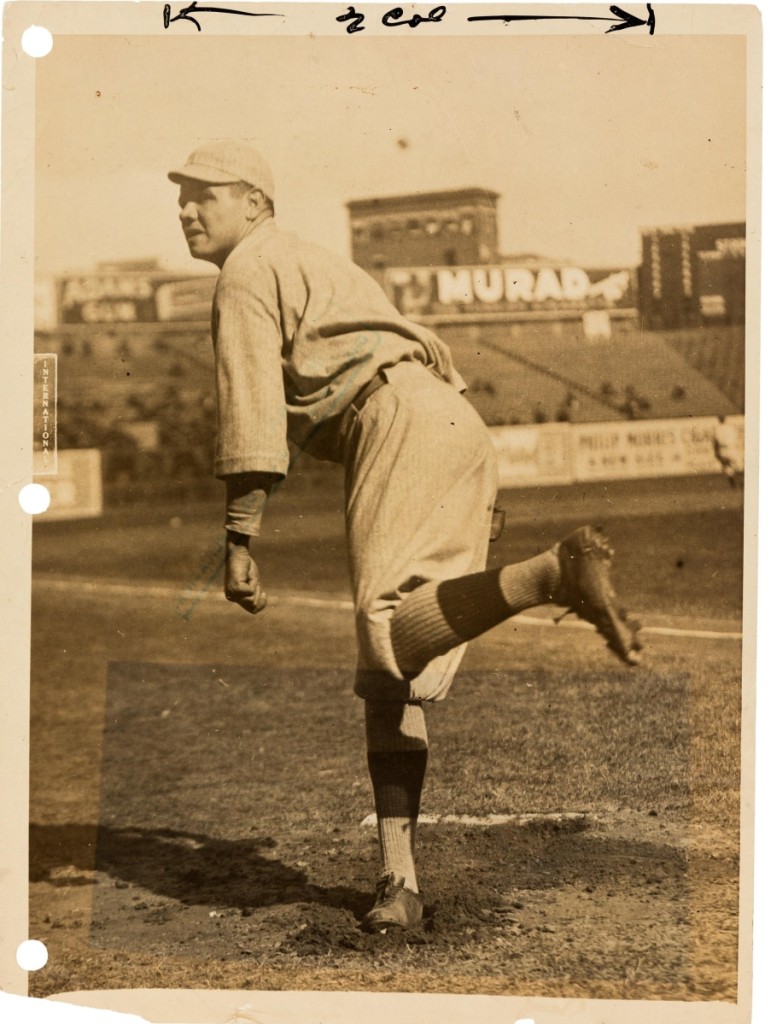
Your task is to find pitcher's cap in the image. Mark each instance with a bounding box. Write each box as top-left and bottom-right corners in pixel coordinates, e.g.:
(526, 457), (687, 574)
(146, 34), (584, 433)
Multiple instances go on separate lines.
(168, 142), (274, 200)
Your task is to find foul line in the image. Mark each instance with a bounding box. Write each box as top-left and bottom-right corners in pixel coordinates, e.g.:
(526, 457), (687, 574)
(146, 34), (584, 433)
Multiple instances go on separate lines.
(360, 811), (592, 828)
(36, 576), (743, 642)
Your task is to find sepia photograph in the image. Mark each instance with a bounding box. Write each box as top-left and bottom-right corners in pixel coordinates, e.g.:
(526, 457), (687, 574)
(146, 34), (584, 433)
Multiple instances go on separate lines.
(0, 3), (762, 1022)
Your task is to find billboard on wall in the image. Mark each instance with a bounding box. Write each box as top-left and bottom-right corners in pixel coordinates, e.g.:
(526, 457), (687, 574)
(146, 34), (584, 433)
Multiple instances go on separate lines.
(639, 222), (745, 328)
(385, 263), (636, 318)
(34, 449), (103, 520)
(490, 423), (573, 487)
(58, 273), (217, 325)
(693, 225), (746, 324)
(491, 415), (743, 488)
(570, 417), (739, 481)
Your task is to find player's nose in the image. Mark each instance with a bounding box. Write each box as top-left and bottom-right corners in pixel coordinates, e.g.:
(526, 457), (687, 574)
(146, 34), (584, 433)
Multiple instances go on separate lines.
(178, 201), (197, 225)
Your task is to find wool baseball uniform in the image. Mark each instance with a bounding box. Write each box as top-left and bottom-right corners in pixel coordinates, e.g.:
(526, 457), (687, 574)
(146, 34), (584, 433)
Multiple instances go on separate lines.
(713, 418), (743, 486)
(170, 143), (641, 931)
(210, 218), (498, 702)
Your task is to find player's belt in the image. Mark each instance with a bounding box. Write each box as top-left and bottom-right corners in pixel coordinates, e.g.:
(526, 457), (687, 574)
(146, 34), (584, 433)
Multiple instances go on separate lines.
(349, 371), (388, 414)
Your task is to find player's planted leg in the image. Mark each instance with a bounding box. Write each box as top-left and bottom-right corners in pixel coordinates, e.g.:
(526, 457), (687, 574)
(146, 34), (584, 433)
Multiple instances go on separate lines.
(362, 699), (426, 932)
(390, 526), (641, 672)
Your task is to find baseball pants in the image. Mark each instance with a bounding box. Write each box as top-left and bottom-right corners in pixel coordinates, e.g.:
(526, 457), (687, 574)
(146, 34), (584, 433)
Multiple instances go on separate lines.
(343, 361), (499, 702)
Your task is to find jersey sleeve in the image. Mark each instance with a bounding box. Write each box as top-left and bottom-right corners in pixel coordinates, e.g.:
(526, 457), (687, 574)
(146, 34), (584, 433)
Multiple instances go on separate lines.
(212, 268), (290, 479)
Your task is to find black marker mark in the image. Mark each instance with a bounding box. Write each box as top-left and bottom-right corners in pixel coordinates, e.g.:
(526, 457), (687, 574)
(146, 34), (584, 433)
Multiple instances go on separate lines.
(336, 5), (366, 33)
(382, 5), (446, 28)
(163, 2), (283, 32)
(468, 3), (655, 34)
(336, 4), (445, 33)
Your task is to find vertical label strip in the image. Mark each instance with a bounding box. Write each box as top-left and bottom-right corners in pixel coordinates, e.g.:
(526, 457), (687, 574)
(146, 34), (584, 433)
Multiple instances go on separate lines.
(33, 353), (58, 476)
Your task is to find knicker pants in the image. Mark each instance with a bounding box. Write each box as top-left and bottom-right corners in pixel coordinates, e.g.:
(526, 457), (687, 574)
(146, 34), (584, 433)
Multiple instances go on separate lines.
(343, 361), (499, 702)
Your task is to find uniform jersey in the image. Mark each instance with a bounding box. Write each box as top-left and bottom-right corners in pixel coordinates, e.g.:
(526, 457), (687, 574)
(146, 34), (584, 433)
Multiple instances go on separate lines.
(211, 218), (465, 478)
(211, 216), (497, 703)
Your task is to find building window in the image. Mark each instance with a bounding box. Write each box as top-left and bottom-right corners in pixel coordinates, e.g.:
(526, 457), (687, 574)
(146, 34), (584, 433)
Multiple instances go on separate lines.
(426, 220), (439, 236)
(461, 217), (474, 235)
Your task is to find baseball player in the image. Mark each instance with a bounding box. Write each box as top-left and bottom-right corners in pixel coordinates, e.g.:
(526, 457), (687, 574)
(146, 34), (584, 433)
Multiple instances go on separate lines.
(168, 142), (642, 933)
(713, 415), (743, 488)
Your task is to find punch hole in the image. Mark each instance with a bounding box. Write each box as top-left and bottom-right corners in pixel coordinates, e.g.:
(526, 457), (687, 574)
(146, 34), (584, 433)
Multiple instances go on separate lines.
(19, 483), (51, 515)
(21, 26), (53, 58)
(513, 1019), (536, 1024)
(16, 939), (48, 971)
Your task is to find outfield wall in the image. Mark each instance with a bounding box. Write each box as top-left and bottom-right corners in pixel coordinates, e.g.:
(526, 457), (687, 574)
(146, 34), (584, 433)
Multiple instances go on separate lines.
(34, 417), (743, 519)
(490, 415), (744, 488)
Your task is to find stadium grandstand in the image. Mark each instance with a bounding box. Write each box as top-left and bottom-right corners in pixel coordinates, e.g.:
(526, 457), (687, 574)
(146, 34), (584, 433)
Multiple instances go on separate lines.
(33, 194), (746, 507)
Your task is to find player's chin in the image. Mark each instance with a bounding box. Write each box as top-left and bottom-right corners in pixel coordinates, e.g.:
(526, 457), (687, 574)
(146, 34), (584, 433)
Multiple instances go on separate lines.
(185, 234), (214, 260)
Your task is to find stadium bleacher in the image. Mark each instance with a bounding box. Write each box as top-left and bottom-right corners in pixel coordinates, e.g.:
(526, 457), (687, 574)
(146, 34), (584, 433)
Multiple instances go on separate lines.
(441, 321), (740, 424)
(38, 316), (743, 505)
(661, 327), (745, 410)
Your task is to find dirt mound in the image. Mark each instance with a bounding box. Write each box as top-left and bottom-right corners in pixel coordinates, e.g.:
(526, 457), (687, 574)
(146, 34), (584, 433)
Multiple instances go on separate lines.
(282, 827), (539, 957)
(280, 903), (429, 955)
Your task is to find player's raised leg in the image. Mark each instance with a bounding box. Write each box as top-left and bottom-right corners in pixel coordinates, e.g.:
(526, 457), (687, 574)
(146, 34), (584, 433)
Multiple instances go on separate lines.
(390, 525), (642, 673)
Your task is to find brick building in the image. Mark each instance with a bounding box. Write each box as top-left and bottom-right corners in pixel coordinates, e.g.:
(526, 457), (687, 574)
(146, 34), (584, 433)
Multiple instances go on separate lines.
(346, 188), (499, 282)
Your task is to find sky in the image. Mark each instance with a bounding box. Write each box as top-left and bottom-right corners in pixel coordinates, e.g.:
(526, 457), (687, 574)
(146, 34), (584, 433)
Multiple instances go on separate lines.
(34, 31), (746, 276)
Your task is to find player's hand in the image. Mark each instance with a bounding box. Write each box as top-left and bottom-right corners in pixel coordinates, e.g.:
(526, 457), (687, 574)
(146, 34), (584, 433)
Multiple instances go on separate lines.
(224, 534), (268, 615)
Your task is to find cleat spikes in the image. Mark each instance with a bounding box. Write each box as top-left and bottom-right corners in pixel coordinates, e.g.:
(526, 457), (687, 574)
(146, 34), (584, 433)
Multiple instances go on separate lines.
(554, 526), (642, 666)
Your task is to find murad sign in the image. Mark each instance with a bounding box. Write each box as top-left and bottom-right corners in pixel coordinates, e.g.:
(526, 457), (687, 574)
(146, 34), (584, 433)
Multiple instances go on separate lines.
(386, 263), (636, 318)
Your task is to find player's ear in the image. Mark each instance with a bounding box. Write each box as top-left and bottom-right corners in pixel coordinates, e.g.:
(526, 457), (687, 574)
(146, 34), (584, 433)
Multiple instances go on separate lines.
(246, 188), (266, 220)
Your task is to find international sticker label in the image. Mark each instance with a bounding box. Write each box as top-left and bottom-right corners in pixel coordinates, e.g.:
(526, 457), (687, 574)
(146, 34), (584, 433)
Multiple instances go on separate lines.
(33, 353), (57, 475)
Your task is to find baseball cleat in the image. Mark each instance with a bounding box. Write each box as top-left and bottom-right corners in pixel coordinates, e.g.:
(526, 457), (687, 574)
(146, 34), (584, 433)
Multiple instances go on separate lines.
(361, 872), (424, 933)
(553, 526), (642, 665)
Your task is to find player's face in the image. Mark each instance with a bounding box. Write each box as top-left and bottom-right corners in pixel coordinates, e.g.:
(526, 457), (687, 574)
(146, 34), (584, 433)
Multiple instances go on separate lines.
(177, 182), (252, 267)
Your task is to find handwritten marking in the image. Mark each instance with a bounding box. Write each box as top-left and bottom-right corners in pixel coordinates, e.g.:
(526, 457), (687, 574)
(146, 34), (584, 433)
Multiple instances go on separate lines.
(336, 5), (366, 33)
(336, 4), (446, 33)
(162, 2), (656, 36)
(382, 5), (446, 28)
(163, 2), (283, 32)
(468, 3), (655, 35)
